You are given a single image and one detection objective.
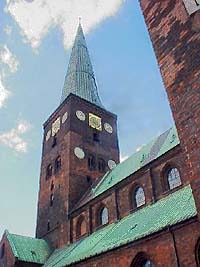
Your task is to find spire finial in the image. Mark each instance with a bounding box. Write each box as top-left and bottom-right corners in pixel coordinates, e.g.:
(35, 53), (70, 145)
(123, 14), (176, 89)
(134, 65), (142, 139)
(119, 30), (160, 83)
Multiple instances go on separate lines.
(79, 17), (81, 25)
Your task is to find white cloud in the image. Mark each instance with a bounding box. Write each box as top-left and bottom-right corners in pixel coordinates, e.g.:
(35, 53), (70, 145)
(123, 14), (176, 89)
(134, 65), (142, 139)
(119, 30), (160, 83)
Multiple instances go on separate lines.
(0, 121), (31, 153)
(5, 0), (125, 49)
(0, 75), (10, 108)
(0, 45), (19, 73)
(4, 25), (12, 36)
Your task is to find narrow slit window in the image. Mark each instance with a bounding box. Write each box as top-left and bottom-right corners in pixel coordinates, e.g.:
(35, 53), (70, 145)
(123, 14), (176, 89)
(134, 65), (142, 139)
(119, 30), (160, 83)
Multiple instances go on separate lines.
(99, 207), (109, 226)
(134, 187), (145, 208)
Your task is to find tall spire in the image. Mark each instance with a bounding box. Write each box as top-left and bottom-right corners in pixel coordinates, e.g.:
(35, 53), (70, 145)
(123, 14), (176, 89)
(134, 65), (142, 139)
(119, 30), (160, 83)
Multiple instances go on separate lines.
(61, 23), (104, 108)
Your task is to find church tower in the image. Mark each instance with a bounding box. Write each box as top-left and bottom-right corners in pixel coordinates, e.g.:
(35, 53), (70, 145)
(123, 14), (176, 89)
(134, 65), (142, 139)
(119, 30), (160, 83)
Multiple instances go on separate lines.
(36, 23), (120, 248)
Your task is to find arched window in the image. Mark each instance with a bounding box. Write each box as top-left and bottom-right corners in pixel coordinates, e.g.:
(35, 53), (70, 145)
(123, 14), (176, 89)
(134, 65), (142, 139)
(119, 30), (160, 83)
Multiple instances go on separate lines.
(76, 216), (87, 238)
(50, 194), (54, 207)
(47, 220), (50, 231)
(55, 156), (61, 172)
(46, 164), (53, 179)
(99, 206), (109, 226)
(195, 238), (200, 265)
(50, 181), (54, 191)
(131, 253), (154, 267)
(134, 187), (145, 208)
(52, 135), (57, 148)
(167, 167), (181, 190)
(0, 244), (5, 259)
(98, 158), (106, 172)
(88, 155), (96, 170)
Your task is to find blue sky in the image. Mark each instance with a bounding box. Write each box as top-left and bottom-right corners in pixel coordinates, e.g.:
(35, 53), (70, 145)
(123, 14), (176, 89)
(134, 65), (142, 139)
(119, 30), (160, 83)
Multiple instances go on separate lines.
(0, 0), (173, 238)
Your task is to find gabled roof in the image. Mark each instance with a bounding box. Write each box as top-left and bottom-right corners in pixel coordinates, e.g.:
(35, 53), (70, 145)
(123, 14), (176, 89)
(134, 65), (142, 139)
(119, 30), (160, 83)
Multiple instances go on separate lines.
(5, 231), (51, 264)
(61, 23), (104, 108)
(44, 185), (197, 267)
(76, 126), (180, 208)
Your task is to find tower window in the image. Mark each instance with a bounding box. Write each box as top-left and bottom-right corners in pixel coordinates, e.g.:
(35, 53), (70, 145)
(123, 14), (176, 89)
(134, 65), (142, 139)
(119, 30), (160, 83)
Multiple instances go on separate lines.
(50, 194), (54, 207)
(0, 244), (5, 259)
(98, 158), (106, 172)
(86, 175), (92, 184)
(99, 206), (109, 226)
(167, 167), (182, 190)
(46, 164), (53, 179)
(88, 155), (96, 170)
(93, 132), (100, 142)
(52, 136), (57, 148)
(55, 156), (61, 172)
(47, 220), (50, 231)
(50, 181), (54, 191)
(134, 187), (145, 208)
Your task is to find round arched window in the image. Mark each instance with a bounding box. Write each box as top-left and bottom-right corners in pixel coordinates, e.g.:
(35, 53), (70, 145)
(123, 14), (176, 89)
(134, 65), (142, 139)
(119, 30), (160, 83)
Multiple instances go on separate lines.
(142, 260), (154, 267)
(77, 217), (87, 237)
(99, 207), (109, 225)
(134, 187), (145, 208)
(131, 253), (154, 267)
(167, 168), (181, 190)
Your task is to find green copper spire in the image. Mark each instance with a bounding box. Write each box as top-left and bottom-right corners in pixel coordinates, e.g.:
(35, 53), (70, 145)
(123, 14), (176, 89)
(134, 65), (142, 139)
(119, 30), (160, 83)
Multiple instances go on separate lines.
(61, 23), (103, 108)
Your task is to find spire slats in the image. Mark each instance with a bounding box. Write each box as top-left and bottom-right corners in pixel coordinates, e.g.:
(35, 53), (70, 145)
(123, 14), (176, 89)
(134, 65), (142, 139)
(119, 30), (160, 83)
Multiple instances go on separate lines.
(61, 24), (103, 108)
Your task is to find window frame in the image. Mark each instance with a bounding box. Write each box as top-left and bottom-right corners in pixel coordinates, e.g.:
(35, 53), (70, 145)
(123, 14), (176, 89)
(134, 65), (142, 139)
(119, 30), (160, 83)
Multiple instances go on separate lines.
(55, 156), (61, 173)
(132, 186), (146, 209)
(131, 252), (154, 267)
(98, 158), (106, 172)
(88, 154), (96, 171)
(97, 206), (109, 227)
(162, 165), (182, 192)
(76, 216), (87, 238)
(46, 164), (53, 180)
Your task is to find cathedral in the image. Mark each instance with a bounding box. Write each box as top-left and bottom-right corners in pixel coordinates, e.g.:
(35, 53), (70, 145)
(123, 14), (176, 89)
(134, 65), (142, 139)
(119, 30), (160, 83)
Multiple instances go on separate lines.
(0, 0), (200, 266)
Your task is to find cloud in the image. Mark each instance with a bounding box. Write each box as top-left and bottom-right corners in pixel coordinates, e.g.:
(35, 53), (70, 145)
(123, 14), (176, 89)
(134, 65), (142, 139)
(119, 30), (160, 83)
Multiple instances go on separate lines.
(0, 74), (10, 108)
(0, 45), (19, 73)
(0, 121), (31, 153)
(5, 0), (125, 49)
(4, 25), (12, 36)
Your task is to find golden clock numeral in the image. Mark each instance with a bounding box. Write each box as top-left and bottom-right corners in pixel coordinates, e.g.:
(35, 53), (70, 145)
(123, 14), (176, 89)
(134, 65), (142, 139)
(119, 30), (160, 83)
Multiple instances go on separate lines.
(89, 113), (102, 131)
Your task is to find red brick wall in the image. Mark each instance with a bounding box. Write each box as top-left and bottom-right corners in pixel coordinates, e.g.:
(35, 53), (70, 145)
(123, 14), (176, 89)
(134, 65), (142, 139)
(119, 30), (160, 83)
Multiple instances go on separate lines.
(36, 94), (120, 248)
(69, 147), (185, 242)
(139, 0), (200, 212)
(73, 220), (200, 267)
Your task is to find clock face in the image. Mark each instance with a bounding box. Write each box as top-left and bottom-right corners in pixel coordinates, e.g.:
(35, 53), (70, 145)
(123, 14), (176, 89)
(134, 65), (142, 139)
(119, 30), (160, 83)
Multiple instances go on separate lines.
(46, 130), (51, 141)
(89, 113), (102, 131)
(62, 112), (68, 124)
(76, 110), (86, 121)
(52, 117), (61, 136)
(182, 0), (200, 15)
(74, 147), (85, 159)
(104, 123), (113, 134)
(108, 160), (117, 170)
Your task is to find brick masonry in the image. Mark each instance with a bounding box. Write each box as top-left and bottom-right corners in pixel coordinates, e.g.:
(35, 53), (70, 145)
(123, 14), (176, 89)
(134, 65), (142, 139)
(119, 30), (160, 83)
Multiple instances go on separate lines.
(1, 0), (200, 266)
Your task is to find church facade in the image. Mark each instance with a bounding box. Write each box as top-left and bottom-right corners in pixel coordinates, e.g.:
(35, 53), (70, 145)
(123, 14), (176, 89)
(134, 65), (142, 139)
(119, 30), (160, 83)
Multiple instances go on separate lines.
(0, 0), (200, 266)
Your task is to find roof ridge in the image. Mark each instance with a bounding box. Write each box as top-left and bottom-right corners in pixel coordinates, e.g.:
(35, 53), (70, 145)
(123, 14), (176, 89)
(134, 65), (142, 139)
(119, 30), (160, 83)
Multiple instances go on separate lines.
(5, 230), (18, 258)
(44, 185), (196, 267)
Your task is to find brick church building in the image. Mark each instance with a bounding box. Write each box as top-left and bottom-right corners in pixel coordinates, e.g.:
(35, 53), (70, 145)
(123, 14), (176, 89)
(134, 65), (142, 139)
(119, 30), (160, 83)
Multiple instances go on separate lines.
(0, 0), (200, 266)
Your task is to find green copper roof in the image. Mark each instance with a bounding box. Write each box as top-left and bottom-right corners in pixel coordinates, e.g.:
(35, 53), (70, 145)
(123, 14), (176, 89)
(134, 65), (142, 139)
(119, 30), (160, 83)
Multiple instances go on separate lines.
(5, 231), (51, 264)
(77, 126), (180, 207)
(61, 23), (103, 108)
(44, 185), (197, 267)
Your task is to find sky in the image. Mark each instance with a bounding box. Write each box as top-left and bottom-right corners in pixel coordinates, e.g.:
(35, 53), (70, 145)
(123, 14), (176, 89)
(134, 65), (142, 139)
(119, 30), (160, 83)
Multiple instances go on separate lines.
(0, 0), (174, 238)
